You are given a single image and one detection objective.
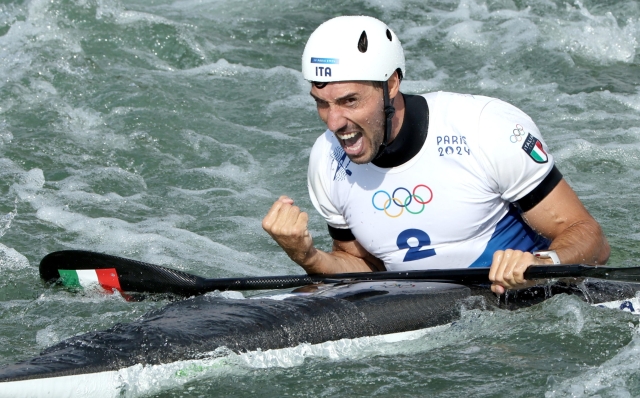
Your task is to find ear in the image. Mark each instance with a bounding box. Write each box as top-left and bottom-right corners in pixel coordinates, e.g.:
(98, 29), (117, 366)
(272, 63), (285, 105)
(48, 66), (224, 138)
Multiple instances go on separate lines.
(387, 70), (401, 99)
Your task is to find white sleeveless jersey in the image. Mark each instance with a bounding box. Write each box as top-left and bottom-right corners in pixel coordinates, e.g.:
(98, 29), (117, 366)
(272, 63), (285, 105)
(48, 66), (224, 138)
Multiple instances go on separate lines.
(308, 91), (555, 271)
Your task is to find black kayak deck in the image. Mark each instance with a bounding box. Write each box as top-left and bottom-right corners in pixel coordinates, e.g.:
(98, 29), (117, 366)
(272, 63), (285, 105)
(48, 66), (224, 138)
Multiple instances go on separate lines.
(1, 278), (639, 383)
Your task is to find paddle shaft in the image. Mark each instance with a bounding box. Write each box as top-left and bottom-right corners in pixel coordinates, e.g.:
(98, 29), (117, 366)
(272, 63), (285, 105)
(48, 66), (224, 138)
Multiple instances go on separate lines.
(40, 250), (640, 296)
(196, 264), (632, 291)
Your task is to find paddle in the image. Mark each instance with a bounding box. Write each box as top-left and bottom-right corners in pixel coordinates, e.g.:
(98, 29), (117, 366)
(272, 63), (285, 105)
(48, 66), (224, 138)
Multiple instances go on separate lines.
(39, 250), (640, 296)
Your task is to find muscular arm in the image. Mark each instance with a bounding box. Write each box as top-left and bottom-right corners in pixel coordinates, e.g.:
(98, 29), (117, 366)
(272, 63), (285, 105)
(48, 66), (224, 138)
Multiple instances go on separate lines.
(523, 179), (609, 264)
(303, 239), (385, 274)
(262, 196), (384, 274)
(489, 178), (610, 293)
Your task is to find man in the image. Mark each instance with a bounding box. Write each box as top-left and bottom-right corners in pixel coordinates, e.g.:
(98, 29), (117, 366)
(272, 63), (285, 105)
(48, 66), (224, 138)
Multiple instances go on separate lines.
(262, 16), (610, 294)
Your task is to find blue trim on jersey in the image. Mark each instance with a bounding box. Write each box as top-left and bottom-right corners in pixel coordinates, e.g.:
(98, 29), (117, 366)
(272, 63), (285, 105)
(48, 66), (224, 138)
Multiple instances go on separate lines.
(468, 206), (550, 267)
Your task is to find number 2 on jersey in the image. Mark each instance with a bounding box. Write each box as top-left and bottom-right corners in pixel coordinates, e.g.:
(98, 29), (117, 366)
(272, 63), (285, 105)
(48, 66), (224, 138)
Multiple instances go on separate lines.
(396, 228), (436, 262)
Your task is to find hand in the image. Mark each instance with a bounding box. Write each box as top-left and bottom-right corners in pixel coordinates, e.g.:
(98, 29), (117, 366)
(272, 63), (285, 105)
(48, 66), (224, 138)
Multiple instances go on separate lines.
(489, 249), (549, 295)
(262, 196), (316, 266)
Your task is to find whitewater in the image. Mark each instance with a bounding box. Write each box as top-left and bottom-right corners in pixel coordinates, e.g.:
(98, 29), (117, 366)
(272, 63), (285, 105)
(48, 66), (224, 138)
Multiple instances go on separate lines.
(2, 0), (640, 396)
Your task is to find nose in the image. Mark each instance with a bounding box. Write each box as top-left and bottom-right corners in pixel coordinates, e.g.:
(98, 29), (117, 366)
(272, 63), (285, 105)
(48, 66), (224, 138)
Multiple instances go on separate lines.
(325, 105), (348, 133)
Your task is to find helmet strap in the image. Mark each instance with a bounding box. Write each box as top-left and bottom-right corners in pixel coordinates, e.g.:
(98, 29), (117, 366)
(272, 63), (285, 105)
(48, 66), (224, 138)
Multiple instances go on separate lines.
(374, 80), (396, 160)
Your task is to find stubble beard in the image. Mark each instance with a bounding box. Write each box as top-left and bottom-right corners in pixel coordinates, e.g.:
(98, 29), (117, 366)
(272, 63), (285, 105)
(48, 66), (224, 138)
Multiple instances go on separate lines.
(347, 110), (386, 165)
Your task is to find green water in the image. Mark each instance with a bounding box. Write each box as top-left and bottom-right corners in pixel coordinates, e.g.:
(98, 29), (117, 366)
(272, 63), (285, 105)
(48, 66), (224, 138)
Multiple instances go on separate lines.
(1, 0), (640, 396)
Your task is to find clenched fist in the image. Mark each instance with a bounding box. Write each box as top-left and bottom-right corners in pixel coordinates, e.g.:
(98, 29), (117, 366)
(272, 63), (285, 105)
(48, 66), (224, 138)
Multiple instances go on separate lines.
(262, 196), (316, 266)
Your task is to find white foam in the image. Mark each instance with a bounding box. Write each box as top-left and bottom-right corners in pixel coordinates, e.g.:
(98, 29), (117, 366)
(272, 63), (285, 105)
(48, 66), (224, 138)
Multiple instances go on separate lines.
(35, 324), (61, 348)
(31, 205), (277, 277)
(409, 0), (533, 49)
(402, 71), (451, 94)
(55, 105), (129, 150)
(204, 290), (245, 300)
(184, 163), (256, 184)
(446, 20), (489, 48)
(96, 6), (174, 26)
(3, 160), (288, 278)
(96, 2), (208, 67)
(552, 297), (586, 334)
(0, 199), (17, 239)
(11, 168), (46, 209)
(0, 130), (13, 146)
(362, 0), (405, 11)
(0, 243), (29, 270)
(546, 324), (640, 397)
(0, 0), (83, 89)
(602, 87), (640, 112)
(541, 1), (637, 64)
(168, 186), (240, 196)
(238, 122), (300, 141)
(494, 15), (540, 54)
(263, 91), (317, 118)
(179, 129), (259, 166)
(54, 167), (149, 197)
(34, 282), (132, 305)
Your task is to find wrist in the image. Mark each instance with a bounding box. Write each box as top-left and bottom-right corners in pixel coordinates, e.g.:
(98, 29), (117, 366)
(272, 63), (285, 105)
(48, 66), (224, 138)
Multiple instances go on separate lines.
(296, 246), (323, 271)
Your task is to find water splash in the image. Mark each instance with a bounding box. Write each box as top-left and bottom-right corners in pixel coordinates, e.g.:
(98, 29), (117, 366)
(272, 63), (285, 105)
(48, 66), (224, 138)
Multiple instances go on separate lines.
(0, 199), (17, 239)
(546, 323), (640, 397)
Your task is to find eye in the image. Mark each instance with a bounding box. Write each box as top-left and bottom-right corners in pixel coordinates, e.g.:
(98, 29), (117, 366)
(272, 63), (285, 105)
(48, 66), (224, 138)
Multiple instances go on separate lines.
(345, 97), (357, 106)
(314, 98), (328, 108)
(342, 97), (357, 105)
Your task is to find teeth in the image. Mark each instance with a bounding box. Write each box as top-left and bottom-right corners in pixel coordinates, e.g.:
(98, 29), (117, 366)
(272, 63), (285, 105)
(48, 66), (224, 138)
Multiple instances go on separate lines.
(337, 132), (358, 140)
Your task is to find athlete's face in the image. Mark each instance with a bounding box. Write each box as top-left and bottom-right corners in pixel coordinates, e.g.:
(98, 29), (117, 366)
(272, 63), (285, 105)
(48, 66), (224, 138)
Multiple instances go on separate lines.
(310, 81), (385, 164)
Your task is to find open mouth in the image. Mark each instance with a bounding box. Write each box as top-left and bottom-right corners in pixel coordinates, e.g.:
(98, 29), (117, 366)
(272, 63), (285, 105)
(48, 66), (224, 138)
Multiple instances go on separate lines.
(336, 131), (364, 156)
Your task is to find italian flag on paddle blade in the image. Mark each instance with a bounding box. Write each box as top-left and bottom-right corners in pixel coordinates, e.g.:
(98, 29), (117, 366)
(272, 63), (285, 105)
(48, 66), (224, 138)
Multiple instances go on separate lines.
(58, 268), (122, 293)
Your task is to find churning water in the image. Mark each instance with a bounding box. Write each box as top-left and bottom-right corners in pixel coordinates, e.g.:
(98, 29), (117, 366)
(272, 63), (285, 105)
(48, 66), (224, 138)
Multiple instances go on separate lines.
(2, 0), (640, 396)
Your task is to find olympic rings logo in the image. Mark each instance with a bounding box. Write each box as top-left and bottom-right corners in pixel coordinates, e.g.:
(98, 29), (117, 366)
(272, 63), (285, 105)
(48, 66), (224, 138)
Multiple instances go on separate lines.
(510, 124), (526, 143)
(372, 185), (433, 218)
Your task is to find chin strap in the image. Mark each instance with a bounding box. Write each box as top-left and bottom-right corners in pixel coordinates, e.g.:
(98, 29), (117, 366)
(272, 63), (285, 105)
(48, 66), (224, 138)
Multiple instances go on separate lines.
(374, 80), (396, 160)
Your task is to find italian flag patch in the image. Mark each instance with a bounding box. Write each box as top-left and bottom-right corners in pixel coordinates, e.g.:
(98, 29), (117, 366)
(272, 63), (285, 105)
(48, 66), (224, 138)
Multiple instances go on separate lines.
(521, 133), (548, 163)
(58, 269), (122, 293)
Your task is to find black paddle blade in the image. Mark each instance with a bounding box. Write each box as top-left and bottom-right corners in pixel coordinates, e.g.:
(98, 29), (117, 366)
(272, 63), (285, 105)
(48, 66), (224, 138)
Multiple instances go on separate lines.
(40, 250), (206, 295)
(39, 250), (319, 295)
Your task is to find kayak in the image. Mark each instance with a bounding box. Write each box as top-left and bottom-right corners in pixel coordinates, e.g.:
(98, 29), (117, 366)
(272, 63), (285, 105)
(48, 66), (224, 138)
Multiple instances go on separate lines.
(1, 277), (640, 398)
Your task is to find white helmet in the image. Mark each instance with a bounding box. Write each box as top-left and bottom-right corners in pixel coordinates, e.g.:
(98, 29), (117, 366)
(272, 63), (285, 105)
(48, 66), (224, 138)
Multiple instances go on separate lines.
(301, 16), (405, 83)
